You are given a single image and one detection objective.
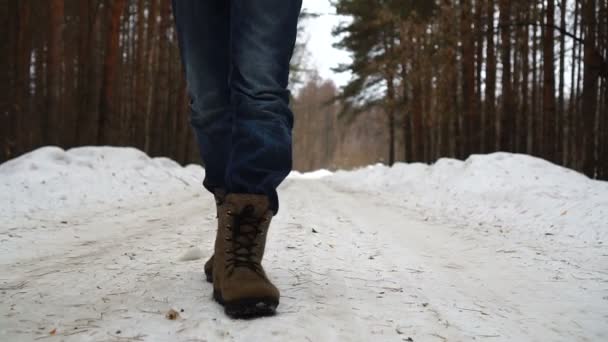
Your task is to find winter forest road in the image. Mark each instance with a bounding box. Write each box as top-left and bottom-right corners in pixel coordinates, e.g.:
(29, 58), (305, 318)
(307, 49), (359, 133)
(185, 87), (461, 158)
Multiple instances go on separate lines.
(1, 178), (606, 341)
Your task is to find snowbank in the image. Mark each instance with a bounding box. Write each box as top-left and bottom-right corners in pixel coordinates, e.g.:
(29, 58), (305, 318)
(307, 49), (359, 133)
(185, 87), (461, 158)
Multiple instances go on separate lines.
(0, 146), (205, 220)
(288, 168), (333, 179)
(2, 147), (606, 245)
(328, 152), (608, 244)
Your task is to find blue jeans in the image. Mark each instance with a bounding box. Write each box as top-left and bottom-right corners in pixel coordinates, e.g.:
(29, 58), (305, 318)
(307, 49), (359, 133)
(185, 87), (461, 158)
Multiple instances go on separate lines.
(172, 0), (302, 213)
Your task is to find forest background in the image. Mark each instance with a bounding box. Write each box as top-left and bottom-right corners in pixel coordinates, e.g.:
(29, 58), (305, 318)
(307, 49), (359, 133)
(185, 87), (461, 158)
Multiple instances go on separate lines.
(2, 0), (607, 179)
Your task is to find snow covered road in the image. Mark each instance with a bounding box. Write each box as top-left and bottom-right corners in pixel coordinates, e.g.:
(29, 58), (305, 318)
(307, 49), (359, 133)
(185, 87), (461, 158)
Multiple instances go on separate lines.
(1, 147), (607, 341)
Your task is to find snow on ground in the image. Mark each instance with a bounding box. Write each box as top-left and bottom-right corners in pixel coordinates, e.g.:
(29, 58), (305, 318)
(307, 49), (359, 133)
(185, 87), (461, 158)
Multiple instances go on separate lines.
(1, 146), (607, 341)
(330, 153), (608, 250)
(288, 169), (334, 180)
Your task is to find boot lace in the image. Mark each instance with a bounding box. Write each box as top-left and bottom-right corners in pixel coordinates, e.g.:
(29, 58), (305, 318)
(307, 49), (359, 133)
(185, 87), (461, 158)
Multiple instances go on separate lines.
(224, 205), (266, 276)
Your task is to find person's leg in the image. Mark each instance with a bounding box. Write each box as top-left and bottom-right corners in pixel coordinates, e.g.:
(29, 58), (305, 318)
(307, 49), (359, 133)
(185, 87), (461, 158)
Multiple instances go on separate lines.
(211, 0), (302, 319)
(226, 0), (303, 214)
(172, 0), (232, 194)
(172, 0), (234, 290)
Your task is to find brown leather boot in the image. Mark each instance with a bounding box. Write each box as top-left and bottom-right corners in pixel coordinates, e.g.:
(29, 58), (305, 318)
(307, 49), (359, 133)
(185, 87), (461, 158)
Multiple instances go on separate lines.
(204, 189), (226, 283)
(213, 193), (279, 318)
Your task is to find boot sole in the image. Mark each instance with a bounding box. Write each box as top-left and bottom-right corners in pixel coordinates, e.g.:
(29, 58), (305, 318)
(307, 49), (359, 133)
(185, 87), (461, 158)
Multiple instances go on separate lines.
(213, 288), (278, 319)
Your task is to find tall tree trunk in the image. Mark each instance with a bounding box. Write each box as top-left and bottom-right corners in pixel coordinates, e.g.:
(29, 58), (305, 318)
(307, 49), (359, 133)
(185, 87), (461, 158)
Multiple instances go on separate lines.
(558, 0), (567, 164)
(581, 0), (598, 176)
(47, 0), (64, 146)
(475, 0), (484, 154)
(63, 2), (77, 148)
(499, 0), (513, 151)
(3, 1), (15, 161)
(598, 0), (607, 179)
(439, 43), (456, 159)
(399, 35), (411, 162)
(98, 0), (127, 145)
(167, 25), (179, 160)
(532, 1), (541, 155)
(485, 0), (496, 152)
(175, 72), (189, 164)
(461, 0), (475, 156)
(144, 0), (160, 152)
(600, 76), (607, 179)
(387, 107), (396, 166)
(78, 1), (104, 146)
(512, 5), (522, 153)
(32, 42), (44, 151)
(567, 0), (579, 167)
(543, 0), (557, 162)
(423, 39), (433, 162)
(521, 4), (530, 154)
(118, 6), (132, 145)
(574, 20), (583, 168)
(411, 72), (424, 162)
(412, 45), (423, 162)
(151, 0), (171, 156)
(4, 1), (31, 160)
(132, 0), (147, 149)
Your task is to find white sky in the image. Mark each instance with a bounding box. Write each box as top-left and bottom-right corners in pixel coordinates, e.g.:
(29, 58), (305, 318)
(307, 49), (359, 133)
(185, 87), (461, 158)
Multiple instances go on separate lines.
(301, 0), (352, 88)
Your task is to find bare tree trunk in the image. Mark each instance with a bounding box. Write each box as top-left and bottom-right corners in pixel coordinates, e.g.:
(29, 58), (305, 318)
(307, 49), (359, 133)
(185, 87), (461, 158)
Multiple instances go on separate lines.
(558, 0), (567, 164)
(131, 0), (147, 149)
(167, 28), (179, 160)
(521, 3), (530, 154)
(574, 18), (583, 169)
(512, 5), (522, 153)
(119, 3), (134, 146)
(47, 0), (64, 146)
(175, 72), (189, 164)
(3, 1), (15, 161)
(598, 0), (607, 179)
(531, 1), (541, 155)
(79, 1), (104, 146)
(581, 0), (598, 176)
(387, 107), (396, 166)
(499, 0), (513, 151)
(399, 33), (411, 162)
(485, 0), (496, 152)
(32, 37), (45, 151)
(98, 0), (127, 145)
(600, 76), (607, 179)
(475, 0), (484, 154)
(63, 2), (78, 148)
(4, 1), (30, 160)
(543, 0), (557, 162)
(461, 0), (475, 156)
(423, 41), (433, 162)
(567, 0), (580, 167)
(411, 24), (425, 162)
(151, 0), (171, 156)
(144, 0), (160, 152)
